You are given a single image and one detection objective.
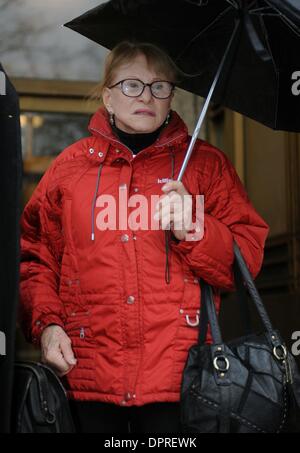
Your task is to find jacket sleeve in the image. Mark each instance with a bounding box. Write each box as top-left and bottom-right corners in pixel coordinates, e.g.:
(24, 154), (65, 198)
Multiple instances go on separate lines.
(19, 162), (66, 346)
(170, 147), (270, 291)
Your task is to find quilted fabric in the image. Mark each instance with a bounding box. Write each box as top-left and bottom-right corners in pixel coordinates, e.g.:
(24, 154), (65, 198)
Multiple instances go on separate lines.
(19, 106), (270, 406)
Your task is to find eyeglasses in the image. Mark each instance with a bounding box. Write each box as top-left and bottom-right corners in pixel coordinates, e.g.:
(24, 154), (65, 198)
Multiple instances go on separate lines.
(108, 78), (175, 99)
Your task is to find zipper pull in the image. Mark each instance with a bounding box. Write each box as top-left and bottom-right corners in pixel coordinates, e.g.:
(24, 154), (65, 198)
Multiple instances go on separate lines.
(80, 327), (85, 339)
(283, 358), (293, 384)
(287, 358), (294, 384)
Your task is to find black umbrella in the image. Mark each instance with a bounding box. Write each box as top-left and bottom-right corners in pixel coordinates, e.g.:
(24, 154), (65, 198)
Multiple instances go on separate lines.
(64, 0), (300, 178)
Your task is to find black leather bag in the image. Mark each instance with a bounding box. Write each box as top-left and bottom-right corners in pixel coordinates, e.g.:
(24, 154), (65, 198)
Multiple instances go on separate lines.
(180, 241), (300, 433)
(12, 362), (75, 433)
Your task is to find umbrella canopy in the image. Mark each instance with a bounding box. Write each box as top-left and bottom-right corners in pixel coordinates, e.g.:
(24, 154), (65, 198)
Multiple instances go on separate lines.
(64, 0), (300, 133)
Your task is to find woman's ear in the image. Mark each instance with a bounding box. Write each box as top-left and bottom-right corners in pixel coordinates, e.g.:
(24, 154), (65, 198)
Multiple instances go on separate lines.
(102, 87), (113, 113)
(167, 90), (175, 108)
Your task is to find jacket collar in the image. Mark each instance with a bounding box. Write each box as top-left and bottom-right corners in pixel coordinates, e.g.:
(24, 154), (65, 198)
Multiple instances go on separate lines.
(88, 106), (189, 162)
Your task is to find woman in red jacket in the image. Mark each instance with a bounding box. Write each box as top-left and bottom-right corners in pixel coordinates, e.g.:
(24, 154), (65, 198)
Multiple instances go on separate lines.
(19, 41), (270, 433)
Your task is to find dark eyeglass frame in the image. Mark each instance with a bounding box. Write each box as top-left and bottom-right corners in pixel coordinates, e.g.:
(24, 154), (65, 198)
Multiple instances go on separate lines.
(108, 78), (175, 99)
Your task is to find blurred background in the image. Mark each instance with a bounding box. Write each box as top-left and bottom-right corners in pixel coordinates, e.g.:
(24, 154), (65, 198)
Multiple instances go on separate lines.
(0, 0), (299, 364)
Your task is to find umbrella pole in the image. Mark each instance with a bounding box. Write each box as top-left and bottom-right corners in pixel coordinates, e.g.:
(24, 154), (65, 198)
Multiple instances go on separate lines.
(177, 18), (241, 182)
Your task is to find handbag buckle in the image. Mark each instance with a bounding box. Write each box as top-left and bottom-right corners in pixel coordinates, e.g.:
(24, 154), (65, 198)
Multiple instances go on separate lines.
(273, 344), (287, 361)
(213, 355), (230, 372)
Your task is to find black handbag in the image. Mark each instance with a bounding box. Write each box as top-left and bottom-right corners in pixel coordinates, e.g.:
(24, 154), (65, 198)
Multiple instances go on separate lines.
(11, 362), (75, 433)
(180, 241), (300, 433)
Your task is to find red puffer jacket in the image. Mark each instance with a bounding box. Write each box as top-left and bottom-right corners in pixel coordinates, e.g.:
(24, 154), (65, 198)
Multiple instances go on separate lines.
(19, 106), (270, 406)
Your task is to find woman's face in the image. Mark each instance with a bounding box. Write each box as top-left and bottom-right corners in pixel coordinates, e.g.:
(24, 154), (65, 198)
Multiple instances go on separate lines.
(102, 54), (174, 134)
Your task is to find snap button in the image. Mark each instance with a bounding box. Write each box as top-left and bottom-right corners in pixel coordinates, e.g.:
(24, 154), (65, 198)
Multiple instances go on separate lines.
(98, 152), (104, 158)
(121, 234), (129, 242)
(124, 392), (132, 401)
(116, 149), (121, 153)
(133, 235), (137, 241)
(179, 309), (184, 314)
(127, 296), (135, 304)
(89, 148), (95, 154)
(194, 278), (198, 284)
(134, 188), (139, 192)
(36, 320), (41, 326)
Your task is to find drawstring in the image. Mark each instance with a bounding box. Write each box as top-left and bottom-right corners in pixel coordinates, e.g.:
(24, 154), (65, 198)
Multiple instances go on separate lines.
(91, 164), (103, 241)
(165, 230), (171, 284)
(170, 148), (175, 179)
(165, 150), (175, 284)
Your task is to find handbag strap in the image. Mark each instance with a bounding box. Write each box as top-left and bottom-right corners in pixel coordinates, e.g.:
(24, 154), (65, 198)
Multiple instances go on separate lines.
(198, 240), (277, 346)
(233, 258), (252, 336)
(233, 241), (274, 333)
(198, 257), (252, 346)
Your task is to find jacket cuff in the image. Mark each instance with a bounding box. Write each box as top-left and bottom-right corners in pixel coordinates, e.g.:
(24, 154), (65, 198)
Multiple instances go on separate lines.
(31, 313), (65, 347)
(169, 230), (202, 254)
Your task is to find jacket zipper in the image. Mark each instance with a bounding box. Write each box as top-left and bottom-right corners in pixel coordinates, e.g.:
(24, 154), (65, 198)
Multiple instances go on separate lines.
(89, 123), (186, 399)
(80, 327), (85, 339)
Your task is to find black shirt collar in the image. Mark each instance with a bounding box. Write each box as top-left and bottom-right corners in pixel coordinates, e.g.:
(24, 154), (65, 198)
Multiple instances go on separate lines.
(111, 120), (167, 155)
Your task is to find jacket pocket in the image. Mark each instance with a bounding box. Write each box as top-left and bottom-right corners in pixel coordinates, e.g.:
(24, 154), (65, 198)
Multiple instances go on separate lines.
(64, 308), (94, 344)
(63, 308), (96, 388)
